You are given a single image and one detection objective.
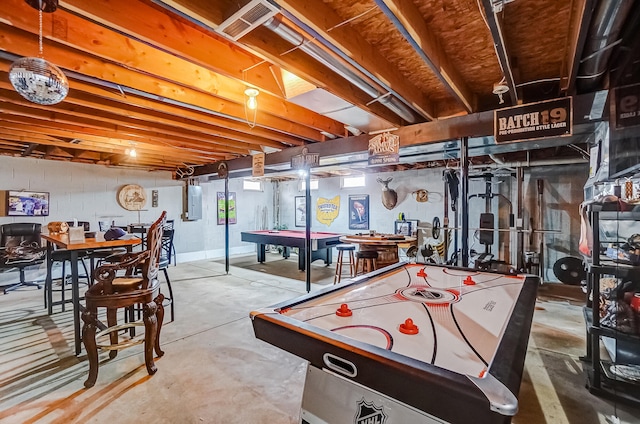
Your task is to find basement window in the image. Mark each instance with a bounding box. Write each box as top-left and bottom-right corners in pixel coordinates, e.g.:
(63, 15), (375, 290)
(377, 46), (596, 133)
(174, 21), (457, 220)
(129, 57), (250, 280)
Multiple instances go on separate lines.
(300, 179), (319, 191)
(243, 179), (263, 191)
(342, 175), (365, 188)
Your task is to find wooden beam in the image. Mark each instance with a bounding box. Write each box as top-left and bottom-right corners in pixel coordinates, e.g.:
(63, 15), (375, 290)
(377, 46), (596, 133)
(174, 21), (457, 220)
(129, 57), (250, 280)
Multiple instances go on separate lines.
(270, 0), (436, 120)
(0, 84), (266, 154)
(0, 22), (328, 142)
(0, 60), (304, 148)
(61, 0), (281, 95)
(0, 99), (245, 158)
(480, 0), (518, 105)
(378, 0), (476, 112)
(3, 0), (346, 137)
(241, 25), (407, 127)
(562, 0), (596, 95)
(0, 117), (224, 164)
(0, 128), (205, 170)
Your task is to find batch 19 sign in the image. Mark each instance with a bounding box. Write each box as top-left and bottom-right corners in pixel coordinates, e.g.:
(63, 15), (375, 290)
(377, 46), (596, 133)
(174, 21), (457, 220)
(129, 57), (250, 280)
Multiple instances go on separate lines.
(494, 97), (572, 143)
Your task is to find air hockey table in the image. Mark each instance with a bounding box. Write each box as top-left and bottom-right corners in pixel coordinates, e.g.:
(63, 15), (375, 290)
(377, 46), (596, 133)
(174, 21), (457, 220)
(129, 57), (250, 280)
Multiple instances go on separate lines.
(241, 230), (342, 271)
(250, 262), (539, 423)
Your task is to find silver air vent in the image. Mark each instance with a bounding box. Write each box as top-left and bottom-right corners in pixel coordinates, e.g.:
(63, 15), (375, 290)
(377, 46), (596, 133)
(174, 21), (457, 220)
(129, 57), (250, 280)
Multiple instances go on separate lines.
(216, 0), (278, 41)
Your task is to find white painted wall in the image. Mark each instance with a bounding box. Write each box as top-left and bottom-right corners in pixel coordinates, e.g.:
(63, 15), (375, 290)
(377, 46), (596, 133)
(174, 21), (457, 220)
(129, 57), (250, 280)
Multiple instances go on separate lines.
(0, 156), (271, 264)
(0, 155), (588, 282)
(276, 164), (588, 282)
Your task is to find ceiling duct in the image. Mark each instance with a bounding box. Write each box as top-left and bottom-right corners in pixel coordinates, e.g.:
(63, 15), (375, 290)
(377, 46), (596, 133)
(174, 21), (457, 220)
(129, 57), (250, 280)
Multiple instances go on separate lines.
(263, 17), (418, 124)
(216, 0), (278, 41)
(577, 0), (634, 93)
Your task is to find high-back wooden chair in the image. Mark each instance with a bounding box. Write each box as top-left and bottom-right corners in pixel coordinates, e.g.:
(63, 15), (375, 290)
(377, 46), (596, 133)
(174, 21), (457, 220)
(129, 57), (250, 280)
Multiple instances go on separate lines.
(81, 211), (166, 388)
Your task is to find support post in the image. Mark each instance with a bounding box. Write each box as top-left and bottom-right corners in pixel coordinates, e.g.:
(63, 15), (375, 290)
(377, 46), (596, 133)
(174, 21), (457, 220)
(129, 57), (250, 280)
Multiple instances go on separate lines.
(461, 137), (469, 267)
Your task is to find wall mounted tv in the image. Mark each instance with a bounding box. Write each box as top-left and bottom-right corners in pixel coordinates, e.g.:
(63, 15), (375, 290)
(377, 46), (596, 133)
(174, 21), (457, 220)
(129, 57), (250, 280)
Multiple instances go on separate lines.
(7, 191), (50, 216)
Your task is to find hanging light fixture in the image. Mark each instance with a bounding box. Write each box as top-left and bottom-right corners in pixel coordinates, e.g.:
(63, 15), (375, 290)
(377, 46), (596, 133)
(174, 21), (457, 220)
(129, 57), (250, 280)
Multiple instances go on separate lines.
(8, 0), (69, 105)
(126, 142), (137, 158)
(244, 87), (259, 128)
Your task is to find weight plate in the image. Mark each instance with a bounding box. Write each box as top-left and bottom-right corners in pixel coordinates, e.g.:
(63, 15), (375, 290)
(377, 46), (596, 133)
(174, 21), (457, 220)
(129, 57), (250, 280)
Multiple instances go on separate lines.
(432, 217), (441, 239)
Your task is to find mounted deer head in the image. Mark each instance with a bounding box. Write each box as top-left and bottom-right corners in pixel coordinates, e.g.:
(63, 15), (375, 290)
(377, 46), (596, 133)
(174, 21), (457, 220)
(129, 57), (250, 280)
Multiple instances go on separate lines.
(376, 177), (398, 210)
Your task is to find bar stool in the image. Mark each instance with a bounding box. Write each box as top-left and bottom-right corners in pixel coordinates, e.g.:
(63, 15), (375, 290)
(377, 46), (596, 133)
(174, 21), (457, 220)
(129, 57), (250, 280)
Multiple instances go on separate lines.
(333, 244), (356, 284)
(46, 248), (91, 314)
(355, 250), (378, 276)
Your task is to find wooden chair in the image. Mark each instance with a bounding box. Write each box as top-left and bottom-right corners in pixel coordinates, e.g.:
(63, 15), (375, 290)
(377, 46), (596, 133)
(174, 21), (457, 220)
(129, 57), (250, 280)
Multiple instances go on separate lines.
(81, 211), (166, 388)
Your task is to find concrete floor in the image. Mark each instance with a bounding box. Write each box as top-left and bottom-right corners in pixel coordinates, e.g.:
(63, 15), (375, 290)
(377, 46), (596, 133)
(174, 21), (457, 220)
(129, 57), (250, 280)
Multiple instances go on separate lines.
(0, 254), (639, 423)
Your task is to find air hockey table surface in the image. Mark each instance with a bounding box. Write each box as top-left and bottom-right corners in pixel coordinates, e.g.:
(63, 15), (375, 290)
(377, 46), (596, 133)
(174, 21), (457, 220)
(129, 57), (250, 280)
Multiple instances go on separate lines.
(250, 262), (539, 424)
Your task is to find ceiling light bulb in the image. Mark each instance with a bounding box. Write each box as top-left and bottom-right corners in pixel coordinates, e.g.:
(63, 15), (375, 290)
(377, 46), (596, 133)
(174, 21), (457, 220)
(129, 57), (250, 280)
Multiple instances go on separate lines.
(247, 96), (257, 110)
(244, 87), (259, 110)
(129, 148), (137, 158)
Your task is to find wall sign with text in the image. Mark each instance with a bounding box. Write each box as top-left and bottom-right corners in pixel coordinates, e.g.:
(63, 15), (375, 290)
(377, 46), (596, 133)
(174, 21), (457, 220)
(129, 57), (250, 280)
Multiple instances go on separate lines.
(613, 83), (640, 129)
(368, 132), (399, 165)
(494, 97), (572, 143)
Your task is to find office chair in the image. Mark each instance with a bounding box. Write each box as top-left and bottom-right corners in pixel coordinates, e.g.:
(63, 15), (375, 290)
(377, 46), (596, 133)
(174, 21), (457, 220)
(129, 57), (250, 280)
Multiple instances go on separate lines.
(0, 223), (45, 294)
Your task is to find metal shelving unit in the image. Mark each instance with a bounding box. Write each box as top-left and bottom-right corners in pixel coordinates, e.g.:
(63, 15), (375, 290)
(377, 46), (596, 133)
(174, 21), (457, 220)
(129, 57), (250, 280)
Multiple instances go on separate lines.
(582, 203), (640, 405)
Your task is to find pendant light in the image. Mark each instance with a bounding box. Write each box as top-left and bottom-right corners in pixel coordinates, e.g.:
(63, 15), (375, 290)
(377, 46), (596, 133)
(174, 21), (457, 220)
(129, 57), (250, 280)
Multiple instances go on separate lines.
(8, 0), (69, 105)
(244, 87), (259, 128)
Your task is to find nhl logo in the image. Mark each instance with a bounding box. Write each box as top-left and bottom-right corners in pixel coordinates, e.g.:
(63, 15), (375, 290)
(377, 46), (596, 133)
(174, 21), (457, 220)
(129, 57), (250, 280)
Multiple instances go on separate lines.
(354, 398), (387, 424)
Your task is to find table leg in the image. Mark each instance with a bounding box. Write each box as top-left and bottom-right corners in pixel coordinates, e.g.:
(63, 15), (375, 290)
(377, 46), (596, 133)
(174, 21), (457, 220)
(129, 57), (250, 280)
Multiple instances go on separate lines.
(71, 250), (81, 356)
(46, 242), (53, 315)
(298, 249), (306, 271)
(257, 244), (266, 263)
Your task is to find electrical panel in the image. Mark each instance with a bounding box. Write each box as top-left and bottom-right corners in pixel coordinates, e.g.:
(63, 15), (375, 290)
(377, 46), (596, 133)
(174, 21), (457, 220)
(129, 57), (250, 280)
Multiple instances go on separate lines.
(184, 184), (202, 221)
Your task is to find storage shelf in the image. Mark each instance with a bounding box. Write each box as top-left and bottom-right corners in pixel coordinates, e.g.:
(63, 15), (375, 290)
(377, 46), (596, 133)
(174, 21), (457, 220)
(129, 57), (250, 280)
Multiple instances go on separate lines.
(583, 307), (640, 343)
(585, 260), (640, 278)
(583, 202), (640, 405)
(586, 362), (640, 407)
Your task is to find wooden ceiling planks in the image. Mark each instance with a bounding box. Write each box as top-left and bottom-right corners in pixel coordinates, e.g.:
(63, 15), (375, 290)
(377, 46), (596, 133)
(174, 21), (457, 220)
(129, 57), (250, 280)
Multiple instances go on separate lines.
(0, 0), (621, 175)
(501, 0), (575, 85)
(332, 0), (453, 108)
(272, 0), (437, 120)
(2, 0), (345, 137)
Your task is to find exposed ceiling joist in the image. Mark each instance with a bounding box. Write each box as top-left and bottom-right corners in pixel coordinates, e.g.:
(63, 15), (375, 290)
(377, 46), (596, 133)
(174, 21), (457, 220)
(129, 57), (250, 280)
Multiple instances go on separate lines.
(376, 0), (476, 112)
(481, 0), (518, 105)
(563, 0), (597, 95)
(271, 0), (436, 120)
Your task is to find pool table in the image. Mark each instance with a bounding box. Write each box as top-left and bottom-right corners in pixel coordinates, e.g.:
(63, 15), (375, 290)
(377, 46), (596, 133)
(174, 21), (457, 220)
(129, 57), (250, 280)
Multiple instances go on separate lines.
(240, 230), (342, 271)
(250, 262), (539, 423)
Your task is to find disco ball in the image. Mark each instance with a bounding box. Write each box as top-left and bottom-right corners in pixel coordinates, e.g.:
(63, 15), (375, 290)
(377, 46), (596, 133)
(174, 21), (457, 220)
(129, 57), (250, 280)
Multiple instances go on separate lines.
(9, 57), (69, 105)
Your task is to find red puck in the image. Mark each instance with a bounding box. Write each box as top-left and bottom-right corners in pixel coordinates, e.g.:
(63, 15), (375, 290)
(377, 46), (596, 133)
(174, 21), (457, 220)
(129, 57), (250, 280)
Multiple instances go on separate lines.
(399, 318), (419, 335)
(336, 303), (352, 317)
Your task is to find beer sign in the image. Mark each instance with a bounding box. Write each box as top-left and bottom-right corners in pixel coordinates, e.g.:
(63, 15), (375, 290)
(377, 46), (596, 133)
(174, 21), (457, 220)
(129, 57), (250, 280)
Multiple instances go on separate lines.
(613, 83), (640, 129)
(494, 97), (572, 143)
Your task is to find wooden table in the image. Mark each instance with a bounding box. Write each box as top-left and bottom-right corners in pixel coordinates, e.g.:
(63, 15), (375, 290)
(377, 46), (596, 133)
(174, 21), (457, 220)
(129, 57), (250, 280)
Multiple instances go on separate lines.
(42, 233), (141, 355)
(339, 234), (417, 269)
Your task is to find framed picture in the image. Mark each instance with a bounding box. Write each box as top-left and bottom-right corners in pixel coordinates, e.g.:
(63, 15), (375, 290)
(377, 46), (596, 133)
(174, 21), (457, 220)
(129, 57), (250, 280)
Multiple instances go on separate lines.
(295, 196), (306, 227)
(349, 194), (369, 230)
(395, 219), (419, 236)
(395, 220), (412, 236)
(7, 190), (49, 216)
(217, 192), (237, 225)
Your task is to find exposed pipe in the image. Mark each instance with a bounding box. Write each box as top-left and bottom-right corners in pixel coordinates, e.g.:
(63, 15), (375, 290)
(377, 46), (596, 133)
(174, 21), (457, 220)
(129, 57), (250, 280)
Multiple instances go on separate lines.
(577, 0), (635, 93)
(263, 17), (418, 124)
(473, 157), (588, 170)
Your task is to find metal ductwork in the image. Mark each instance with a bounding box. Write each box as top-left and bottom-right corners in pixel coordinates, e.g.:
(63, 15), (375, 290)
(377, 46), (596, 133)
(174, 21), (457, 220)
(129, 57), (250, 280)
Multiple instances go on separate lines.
(263, 17), (418, 124)
(217, 0), (278, 41)
(577, 0), (635, 93)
